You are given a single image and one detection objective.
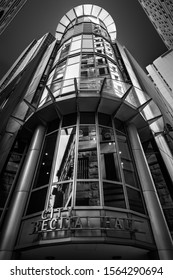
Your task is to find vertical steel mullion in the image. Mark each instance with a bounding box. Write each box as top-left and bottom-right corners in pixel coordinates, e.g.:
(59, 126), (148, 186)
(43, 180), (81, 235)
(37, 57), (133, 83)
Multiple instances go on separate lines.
(96, 112), (103, 207)
(72, 112), (80, 207)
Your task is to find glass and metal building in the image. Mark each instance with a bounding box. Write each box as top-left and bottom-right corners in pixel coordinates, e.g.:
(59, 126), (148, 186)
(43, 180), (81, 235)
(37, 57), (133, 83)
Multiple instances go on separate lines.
(138, 0), (173, 49)
(0, 4), (173, 260)
(0, 0), (27, 35)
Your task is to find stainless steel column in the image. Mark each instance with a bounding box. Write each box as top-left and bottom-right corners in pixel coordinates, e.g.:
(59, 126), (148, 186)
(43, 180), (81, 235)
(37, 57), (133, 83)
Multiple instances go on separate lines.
(0, 124), (46, 259)
(127, 123), (173, 260)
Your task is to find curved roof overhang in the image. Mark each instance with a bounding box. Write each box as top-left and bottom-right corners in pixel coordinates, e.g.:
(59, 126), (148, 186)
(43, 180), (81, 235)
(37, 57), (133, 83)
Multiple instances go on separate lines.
(23, 78), (164, 144)
(56, 4), (117, 43)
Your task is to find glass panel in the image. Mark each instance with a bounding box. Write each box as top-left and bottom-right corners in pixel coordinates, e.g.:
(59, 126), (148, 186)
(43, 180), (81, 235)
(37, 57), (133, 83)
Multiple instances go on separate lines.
(70, 39), (81, 52)
(99, 9), (109, 21)
(88, 16), (99, 25)
(0, 138), (26, 208)
(104, 15), (113, 27)
(53, 127), (76, 183)
(80, 112), (95, 124)
(127, 187), (145, 214)
(64, 63), (80, 79)
(63, 28), (74, 41)
(108, 23), (116, 33)
(81, 54), (96, 79)
(91, 6), (101, 17)
(76, 182), (100, 206)
(73, 35), (82, 41)
(67, 55), (80, 65)
(98, 113), (112, 127)
(26, 187), (48, 215)
(116, 130), (138, 188)
(78, 126), (98, 179)
(66, 9), (76, 21)
(84, 4), (92, 15)
(60, 15), (70, 27)
(74, 5), (83, 17)
(49, 182), (72, 208)
(74, 23), (83, 35)
(82, 39), (93, 49)
(62, 113), (77, 127)
(57, 23), (66, 33)
(99, 127), (121, 182)
(83, 22), (93, 33)
(103, 182), (126, 208)
(47, 118), (60, 134)
(96, 56), (106, 66)
(33, 132), (57, 188)
(59, 40), (71, 60)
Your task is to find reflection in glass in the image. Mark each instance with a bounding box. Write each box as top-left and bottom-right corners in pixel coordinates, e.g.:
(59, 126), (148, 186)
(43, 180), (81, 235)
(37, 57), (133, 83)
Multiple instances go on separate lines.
(59, 40), (71, 60)
(99, 127), (121, 182)
(33, 132), (57, 189)
(78, 126), (98, 179)
(0, 138), (26, 208)
(53, 127), (76, 182)
(116, 130), (138, 188)
(26, 187), (48, 215)
(49, 182), (72, 208)
(103, 182), (126, 208)
(76, 182), (100, 206)
(127, 187), (145, 214)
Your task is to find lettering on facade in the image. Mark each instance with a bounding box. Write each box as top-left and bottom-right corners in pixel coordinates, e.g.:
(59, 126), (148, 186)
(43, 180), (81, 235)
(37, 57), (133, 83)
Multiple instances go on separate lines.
(31, 207), (144, 235)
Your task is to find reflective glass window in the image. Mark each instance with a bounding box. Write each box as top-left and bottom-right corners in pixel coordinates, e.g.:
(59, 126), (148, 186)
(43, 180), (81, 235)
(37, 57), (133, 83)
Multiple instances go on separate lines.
(62, 113), (77, 127)
(82, 39), (93, 50)
(70, 39), (81, 54)
(62, 28), (74, 41)
(47, 118), (60, 134)
(83, 22), (92, 33)
(0, 138), (26, 208)
(49, 182), (72, 209)
(76, 182), (100, 206)
(59, 40), (71, 60)
(80, 112), (95, 124)
(98, 113), (112, 127)
(67, 55), (80, 65)
(78, 126), (98, 179)
(74, 24), (83, 35)
(33, 132), (57, 189)
(116, 130), (138, 188)
(53, 127), (76, 183)
(26, 187), (48, 215)
(99, 127), (121, 182)
(127, 187), (145, 214)
(103, 182), (126, 208)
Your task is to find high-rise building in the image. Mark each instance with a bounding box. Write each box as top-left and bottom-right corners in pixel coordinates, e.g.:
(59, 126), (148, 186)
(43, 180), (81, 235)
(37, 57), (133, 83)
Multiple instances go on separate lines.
(0, 4), (173, 260)
(0, 0), (27, 35)
(146, 49), (173, 151)
(138, 0), (173, 49)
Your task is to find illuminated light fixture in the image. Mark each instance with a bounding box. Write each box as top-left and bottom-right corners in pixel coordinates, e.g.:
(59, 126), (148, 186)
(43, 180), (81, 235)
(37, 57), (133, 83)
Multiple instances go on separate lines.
(45, 153), (48, 156)
(42, 162), (45, 165)
(119, 151), (122, 154)
(109, 142), (112, 145)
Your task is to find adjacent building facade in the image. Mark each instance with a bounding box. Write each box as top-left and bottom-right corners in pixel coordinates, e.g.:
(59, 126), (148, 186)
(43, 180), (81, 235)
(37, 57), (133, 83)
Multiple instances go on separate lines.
(138, 0), (173, 49)
(0, 0), (27, 35)
(0, 4), (173, 260)
(146, 49), (173, 154)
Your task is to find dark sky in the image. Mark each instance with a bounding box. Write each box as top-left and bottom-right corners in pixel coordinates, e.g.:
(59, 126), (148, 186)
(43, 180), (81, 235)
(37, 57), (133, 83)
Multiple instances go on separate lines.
(0, 0), (167, 80)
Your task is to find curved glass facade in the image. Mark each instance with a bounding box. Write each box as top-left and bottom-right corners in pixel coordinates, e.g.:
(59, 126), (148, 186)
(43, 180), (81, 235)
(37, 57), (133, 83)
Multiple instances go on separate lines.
(25, 113), (145, 216)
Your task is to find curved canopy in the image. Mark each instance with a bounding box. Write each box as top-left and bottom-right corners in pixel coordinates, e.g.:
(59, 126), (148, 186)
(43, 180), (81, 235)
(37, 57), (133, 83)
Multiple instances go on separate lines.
(56, 4), (117, 42)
